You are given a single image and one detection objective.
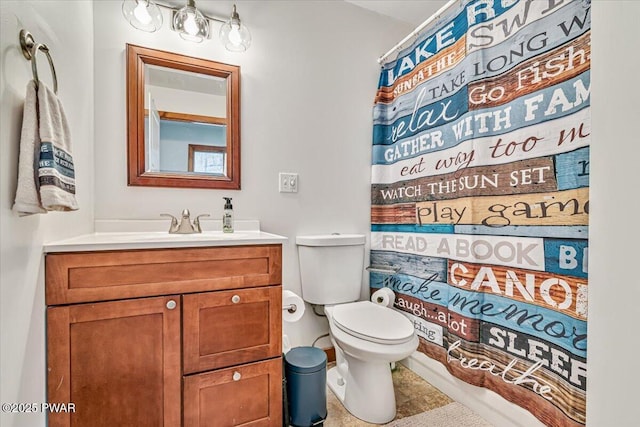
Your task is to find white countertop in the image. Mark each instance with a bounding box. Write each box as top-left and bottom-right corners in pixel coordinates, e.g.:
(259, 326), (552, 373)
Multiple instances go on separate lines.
(43, 227), (288, 253)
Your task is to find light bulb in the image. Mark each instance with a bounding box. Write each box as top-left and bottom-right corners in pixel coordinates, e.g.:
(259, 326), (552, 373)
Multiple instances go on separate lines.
(122, 0), (162, 32)
(228, 24), (242, 46)
(184, 12), (198, 35)
(219, 5), (251, 52)
(133, 1), (152, 25)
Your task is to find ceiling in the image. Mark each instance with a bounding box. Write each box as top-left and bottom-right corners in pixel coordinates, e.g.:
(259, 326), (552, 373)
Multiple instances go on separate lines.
(343, 0), (447, 26)
(159, 1), (447, 27)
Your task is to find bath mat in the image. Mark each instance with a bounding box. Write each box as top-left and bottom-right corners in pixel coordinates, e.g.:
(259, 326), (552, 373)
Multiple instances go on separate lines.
(385, 402), (493, 427)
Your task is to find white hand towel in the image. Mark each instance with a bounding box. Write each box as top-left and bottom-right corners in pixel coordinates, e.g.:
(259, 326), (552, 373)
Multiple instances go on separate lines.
(37, 82), (78, 212)
(13, 81), (46, 216)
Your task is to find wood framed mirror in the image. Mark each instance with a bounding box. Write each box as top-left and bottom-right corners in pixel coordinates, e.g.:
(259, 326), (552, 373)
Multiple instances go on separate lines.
(126, 44), (240, 189)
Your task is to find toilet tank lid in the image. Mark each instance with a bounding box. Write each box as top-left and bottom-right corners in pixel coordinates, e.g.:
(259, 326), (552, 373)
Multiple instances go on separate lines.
(296, 234), (365, 246)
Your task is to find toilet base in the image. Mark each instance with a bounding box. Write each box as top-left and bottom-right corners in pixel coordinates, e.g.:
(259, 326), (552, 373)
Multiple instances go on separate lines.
(327, 366), (346, 402)
(327, 360), (396, 424)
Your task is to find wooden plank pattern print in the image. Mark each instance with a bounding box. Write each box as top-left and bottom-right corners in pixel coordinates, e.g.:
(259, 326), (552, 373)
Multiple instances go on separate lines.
(371, 204), (417, 224)
(447, 260), (588, 319)
(371, 157), (558, 204)
(371, 1), (590, 426)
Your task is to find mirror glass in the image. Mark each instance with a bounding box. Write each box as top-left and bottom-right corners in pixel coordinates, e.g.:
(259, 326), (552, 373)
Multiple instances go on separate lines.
(127, 44), (240, 189)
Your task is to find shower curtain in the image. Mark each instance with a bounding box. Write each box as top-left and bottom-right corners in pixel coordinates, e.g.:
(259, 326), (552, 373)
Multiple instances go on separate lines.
(370, 1), (590, 426)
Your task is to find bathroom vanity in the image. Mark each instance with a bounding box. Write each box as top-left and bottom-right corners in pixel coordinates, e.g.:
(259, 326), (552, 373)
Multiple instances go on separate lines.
(43, 230), (286, 427)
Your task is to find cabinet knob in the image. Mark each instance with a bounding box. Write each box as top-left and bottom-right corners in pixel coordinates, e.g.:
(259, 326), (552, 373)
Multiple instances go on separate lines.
(231, 295), (240, 304)
(232, 371), (242, 381)
(166, 300), (177, 310)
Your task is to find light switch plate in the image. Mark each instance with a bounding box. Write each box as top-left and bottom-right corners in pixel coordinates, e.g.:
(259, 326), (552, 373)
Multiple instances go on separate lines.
(279, 173), (298, 193)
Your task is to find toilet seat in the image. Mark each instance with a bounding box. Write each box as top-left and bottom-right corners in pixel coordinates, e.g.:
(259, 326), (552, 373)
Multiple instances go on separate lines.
(331, 301), (414, 344)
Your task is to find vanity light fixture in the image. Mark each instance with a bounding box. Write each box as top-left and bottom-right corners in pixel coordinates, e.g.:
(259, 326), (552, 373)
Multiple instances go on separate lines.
(121, 1), (251, 51)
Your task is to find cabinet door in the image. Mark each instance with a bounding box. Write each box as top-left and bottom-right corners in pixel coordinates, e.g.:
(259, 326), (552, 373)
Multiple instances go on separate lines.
(183, 358), (282, 427)
(47, 295), (181, 427)
(183, 287), (281, 374)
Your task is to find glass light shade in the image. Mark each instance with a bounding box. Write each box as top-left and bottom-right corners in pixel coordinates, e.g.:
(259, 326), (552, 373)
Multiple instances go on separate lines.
(219, 6), (251, 52)
(122, 0), (163, 32)
(173, 3), (209, 43)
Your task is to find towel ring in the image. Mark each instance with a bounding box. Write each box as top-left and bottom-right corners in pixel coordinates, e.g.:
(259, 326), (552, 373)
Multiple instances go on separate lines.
(19, 29), (58, 94)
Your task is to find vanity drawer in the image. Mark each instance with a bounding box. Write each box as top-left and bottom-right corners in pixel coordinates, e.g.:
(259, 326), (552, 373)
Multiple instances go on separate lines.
(183, 358), (282, 427)
(183, 286), (282, 374)
(46, 245), (282, 305)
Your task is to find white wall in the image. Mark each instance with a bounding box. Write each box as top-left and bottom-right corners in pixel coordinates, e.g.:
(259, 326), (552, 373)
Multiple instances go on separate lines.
(586, 2), (639, 426)
(0, 1), (94, 426)
(405, 2), (640, 427)
(93, 0), (409, 356)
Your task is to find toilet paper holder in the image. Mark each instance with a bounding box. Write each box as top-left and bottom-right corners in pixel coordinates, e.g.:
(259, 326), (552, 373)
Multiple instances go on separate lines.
(283, 303), (298, 313)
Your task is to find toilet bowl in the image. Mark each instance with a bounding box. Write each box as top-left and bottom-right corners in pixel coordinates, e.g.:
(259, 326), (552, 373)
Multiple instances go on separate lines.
(325, 301), (419, 424)
(296, 234), (418, 424)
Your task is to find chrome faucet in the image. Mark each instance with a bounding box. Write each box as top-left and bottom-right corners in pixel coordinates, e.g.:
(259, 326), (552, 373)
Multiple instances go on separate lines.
(160, 210), (210, 234)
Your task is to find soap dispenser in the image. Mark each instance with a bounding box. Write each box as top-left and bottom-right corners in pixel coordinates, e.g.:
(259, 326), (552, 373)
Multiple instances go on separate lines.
(222, 197), (234, 233)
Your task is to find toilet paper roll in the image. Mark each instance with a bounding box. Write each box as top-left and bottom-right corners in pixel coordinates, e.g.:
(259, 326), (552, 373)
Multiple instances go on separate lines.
(371, 287), (396, 307)
(282, 290), (305, 322)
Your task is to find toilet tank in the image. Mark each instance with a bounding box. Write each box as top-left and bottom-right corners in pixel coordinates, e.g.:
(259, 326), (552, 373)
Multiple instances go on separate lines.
(296, 234), (365, 305)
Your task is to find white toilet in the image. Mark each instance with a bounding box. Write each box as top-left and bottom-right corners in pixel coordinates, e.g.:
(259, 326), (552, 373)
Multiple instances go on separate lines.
(296, 234), (419, 424)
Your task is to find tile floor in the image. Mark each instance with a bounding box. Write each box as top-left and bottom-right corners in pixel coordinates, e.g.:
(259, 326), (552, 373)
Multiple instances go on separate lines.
(323, 362), (453, 426)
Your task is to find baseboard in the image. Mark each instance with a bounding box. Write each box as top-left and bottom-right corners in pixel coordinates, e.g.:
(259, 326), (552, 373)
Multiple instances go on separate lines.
(323, 346), (336, 363)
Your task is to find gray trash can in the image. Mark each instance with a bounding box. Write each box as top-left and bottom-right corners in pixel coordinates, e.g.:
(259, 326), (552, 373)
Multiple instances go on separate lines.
(284, 346), (327, 427)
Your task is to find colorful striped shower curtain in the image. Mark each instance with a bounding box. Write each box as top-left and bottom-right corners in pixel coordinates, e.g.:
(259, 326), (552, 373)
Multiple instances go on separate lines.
(370, 1), (590, 426)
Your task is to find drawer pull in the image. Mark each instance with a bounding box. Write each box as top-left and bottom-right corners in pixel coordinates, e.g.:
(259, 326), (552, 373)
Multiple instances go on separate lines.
(232, 372), (242, 381)
(166, 300), (177, 310)
(231, 295), (240, 304)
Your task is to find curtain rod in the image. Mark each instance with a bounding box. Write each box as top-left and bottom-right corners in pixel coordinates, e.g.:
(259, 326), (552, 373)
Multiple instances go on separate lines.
(377, 0), (459, 65)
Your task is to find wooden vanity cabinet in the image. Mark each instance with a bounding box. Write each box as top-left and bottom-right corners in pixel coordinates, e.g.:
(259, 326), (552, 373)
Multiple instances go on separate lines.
(45, 245), (283, 427)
